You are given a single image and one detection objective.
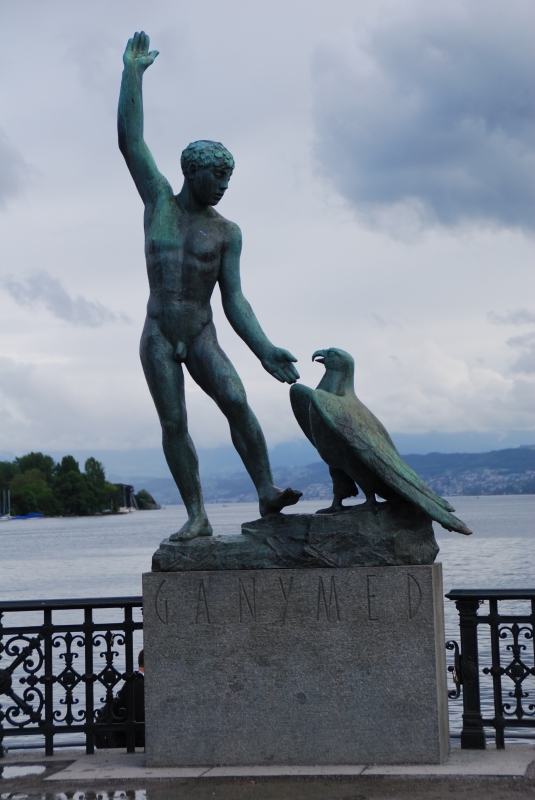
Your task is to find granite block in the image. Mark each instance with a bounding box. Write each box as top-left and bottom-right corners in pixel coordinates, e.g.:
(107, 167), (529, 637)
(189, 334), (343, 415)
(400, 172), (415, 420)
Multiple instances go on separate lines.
(143, 564), (449, 766)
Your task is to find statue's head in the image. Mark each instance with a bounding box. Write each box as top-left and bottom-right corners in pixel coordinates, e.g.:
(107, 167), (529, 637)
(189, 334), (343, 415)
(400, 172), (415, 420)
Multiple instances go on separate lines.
(180, 140), (235, 206)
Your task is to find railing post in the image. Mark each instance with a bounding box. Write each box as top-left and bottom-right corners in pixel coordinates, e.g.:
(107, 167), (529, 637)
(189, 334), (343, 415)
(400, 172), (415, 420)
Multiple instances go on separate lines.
(456, 599), (486, 749)
(42, 608), (54, 756)
(488, 598), (505, 749)
(0, 610), (5, 759)
(84, 607), (95, 755)
(124, 604), (136, 753)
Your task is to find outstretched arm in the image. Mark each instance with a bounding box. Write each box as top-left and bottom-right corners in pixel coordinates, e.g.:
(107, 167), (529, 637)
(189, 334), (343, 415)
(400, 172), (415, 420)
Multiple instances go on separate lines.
(118, 31), (172, 205)
(219, 223), (299, 384)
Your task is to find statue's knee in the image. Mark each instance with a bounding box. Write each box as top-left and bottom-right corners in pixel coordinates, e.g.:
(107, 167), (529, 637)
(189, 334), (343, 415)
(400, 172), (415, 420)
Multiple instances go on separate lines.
(162, 416), (187, 439)
(222, 392), (248, 421)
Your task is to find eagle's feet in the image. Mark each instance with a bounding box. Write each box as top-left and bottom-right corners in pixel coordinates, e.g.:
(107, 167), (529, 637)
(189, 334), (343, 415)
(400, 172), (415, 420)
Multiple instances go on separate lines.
(362, 496), (384, 515)
(259, 486), (302, 516)
(169, 515), (213, 541)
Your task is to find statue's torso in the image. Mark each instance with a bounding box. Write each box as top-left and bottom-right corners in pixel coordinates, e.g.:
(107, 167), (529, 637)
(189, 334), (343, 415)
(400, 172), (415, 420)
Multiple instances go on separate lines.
(143, 196), (227, 345)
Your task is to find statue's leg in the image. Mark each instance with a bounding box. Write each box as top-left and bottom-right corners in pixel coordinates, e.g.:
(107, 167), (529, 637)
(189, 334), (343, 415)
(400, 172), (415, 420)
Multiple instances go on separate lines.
(186, 324), (301, 515)
(140, 319), (212, 540)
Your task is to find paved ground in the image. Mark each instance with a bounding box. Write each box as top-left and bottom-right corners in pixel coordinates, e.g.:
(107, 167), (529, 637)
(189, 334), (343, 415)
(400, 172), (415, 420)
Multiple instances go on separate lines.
(1, 746), (534, 800)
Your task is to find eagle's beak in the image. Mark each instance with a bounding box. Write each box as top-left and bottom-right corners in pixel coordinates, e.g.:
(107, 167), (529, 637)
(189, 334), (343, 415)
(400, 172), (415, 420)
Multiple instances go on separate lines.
(312, 350), (326, 364)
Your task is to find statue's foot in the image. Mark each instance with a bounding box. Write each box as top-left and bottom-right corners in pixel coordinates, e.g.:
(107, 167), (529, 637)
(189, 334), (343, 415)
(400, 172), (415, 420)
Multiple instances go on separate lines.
(315, 502), (354, 514)
(169, 515), (213, 541)
(259, 486), (302, 517)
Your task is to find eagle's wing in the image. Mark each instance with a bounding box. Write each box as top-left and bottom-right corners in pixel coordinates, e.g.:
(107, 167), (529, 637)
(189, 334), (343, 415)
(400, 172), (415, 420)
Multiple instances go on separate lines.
(290, 384), (316, 446)
(310, 389), (472, 535)
(291, 384), (359, 502)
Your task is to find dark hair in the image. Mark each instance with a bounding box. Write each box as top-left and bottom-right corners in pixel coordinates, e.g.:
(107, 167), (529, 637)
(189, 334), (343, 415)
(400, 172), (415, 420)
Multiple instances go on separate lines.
(181, 140), (235, 175)
(138, 649), (144, 668)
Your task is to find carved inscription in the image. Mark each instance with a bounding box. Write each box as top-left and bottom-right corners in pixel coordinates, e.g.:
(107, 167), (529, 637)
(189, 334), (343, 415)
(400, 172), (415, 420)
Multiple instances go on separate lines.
(155, 579), (168, 625)
(278, 576), (293, 623)
(195, 579), (210, 624)
(367, 574), (378, 621)
(239, 578), (256, 622)
(317, 576), (340, 621)
(408, 574), (422, 619)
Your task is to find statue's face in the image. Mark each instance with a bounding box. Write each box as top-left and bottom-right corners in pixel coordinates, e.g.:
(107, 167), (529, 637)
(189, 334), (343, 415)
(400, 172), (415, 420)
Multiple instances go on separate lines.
(189, 164), (233, 206)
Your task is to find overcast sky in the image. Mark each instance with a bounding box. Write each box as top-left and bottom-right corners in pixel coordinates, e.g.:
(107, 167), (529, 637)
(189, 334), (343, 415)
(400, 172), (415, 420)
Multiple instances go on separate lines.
(1, 0), (534, 464)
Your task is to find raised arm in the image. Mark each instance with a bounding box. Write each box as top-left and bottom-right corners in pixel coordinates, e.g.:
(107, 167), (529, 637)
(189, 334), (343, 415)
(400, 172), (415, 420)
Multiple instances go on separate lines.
(219, 223), (299, 384)
(118, 32), (172, 205)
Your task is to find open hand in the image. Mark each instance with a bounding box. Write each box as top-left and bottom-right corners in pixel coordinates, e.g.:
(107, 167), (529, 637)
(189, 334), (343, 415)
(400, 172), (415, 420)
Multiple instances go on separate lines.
(261, 347), (300, 384)
(123, 31), (159, 72)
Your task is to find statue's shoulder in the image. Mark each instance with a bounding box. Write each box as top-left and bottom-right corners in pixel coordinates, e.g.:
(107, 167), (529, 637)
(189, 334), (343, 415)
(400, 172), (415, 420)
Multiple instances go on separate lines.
(210, 211), (242, 244)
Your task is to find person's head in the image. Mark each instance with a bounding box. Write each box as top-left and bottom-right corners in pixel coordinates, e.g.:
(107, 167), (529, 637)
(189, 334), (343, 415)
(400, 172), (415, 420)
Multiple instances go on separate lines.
(138, 649), (144, 671)
(180, 140), (234, 206)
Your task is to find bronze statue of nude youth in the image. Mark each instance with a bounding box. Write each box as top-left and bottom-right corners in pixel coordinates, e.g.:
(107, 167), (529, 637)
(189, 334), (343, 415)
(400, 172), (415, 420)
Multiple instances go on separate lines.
(118, 31), (302, 540)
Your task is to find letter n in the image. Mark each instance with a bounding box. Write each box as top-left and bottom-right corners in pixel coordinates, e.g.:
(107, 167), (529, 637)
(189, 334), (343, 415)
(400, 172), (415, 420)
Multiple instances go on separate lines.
(239, 578), (256, 621)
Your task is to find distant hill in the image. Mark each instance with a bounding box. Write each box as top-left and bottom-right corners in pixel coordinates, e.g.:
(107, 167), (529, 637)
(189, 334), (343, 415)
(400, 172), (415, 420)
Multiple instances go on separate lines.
(128, 446), (535, 505)
(403, 446), (535, 478)
(402, 447), (535, 497)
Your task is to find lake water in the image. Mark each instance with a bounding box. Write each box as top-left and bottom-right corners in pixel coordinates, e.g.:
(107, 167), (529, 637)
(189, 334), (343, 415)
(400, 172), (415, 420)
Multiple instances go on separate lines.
(1, 495), (534, 747)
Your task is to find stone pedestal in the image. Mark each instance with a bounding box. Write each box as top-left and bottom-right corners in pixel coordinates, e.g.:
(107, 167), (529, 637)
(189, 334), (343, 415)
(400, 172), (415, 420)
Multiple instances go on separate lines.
(152, 502), (439, 571)
(143, 564), (449, 766)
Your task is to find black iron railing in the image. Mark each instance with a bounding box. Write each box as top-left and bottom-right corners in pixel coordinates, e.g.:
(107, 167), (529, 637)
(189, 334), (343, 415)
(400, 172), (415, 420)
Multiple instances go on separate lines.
(0, 597), (143, 757)
(446, 589), (535, 750)
(2, 590), (534, 757)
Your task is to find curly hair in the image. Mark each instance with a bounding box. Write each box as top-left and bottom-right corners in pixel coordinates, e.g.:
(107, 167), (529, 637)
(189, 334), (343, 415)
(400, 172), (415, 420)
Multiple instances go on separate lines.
(180, 140), (235, 175)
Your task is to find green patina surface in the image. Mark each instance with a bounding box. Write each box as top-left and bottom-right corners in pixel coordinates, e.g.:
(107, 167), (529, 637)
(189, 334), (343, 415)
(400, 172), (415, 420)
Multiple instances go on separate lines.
(118, 32), (302, 544)
(152, 501), (439, 571)
(119, 36), (470, 571)
(291, 348), (472, 536)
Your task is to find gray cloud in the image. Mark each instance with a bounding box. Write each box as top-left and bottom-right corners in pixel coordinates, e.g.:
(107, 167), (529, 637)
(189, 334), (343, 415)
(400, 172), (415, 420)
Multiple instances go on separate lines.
(370, 313), (404, 330)
(312, 1), (535, 230)
(0, 129), (31, 207)
(507, 331), (535, 374)
(2, 271), (131, 328)
(488, 308), (535, 373)
(488, 308), (535, 326)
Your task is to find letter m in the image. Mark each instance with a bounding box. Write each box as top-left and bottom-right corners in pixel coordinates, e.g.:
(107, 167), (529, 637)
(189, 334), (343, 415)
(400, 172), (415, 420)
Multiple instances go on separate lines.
(317, 576), (340, 621)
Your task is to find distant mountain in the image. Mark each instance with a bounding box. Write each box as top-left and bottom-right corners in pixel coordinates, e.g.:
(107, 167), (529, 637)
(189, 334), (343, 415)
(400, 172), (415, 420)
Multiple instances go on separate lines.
(131, 463), (330, 506)
(402, 447), (535, 497)
(133, 446), (535, 505)
(43, 436), (534, 484)
(403, 446), (535, 477)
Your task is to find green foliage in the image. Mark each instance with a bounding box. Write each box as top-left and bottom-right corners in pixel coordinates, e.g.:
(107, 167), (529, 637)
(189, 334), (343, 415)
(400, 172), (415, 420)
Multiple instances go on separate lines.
(15, 452), (56, 484)
(54, 455), (80, 479)
(3, 451), (147, 517)
(84, 457), (106, 488)
(11, 485), (63, 517)
(10, 465), (61, 516)
(10, 468), (48, 493)
(53, 470), (95, 516)
(0, 460), (19, 491)
(105, 483), (123, 512)
(135, 488), (159, 510)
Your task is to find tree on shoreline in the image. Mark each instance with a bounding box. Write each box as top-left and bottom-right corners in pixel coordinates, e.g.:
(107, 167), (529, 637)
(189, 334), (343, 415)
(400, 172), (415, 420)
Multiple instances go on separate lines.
(0, 452), (135, 517)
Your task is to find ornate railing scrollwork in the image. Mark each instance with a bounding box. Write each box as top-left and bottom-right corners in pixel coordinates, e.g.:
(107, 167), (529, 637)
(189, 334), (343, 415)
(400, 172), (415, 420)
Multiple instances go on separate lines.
(0, 633), (45, 731)
(445, 640), (462, 699)
(446, 589), (535, 750)
(0, 598), (143, 757)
